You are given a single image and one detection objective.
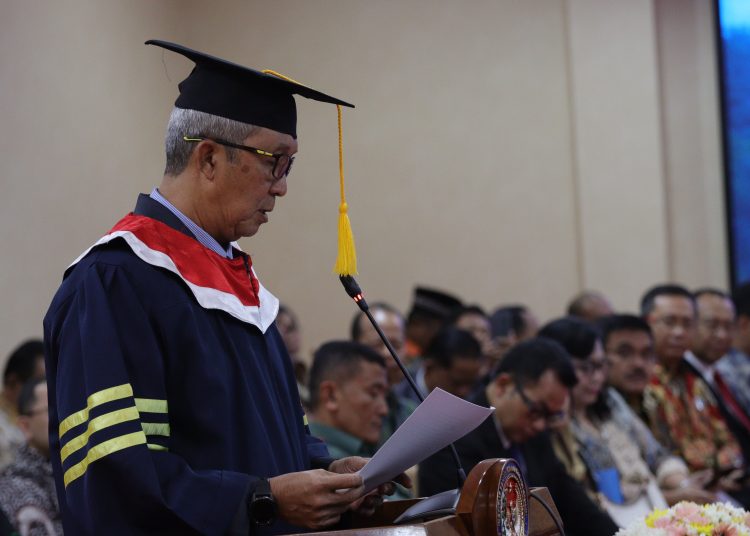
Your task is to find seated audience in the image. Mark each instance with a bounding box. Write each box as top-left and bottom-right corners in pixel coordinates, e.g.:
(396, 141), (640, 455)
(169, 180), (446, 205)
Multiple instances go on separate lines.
(488, 304), (540, 357)
(566, 290), (614, 323)
(350, 303), (418, 443)
(419, 337), (618, 535)
(603, 313), (658, 420)
(1, 340), (45, 470)
(686, 288), (737, 384)
(404, 286), (463, 362)
(720, 281), (750, 417)
(686, 288), (750, 463)
(307, 341), (411, 500)
(0, 378), (62, 535)
(640, 284), (749, 506)
(601, 314), (718, 505)
(542, 317), (705, 528)
(307, 341), (388, 459)
(276, 304), (310, 408)
(351, 302), (408, 387)
(394, 326), (483, 403)
(450, 305), (503, 374)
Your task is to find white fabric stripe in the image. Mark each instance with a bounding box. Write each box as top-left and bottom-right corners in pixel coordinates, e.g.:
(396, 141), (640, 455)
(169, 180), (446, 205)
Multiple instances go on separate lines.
(254, 265), (280, 332)
(69, 231), (279, 333)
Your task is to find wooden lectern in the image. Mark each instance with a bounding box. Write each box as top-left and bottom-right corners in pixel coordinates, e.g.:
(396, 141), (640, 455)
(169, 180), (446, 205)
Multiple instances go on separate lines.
(298, 459), (563, 536)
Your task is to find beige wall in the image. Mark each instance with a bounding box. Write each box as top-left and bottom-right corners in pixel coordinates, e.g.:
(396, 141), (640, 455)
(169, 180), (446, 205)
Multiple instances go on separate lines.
(0, 0), (727, 366)
(655, 0), (728, 286)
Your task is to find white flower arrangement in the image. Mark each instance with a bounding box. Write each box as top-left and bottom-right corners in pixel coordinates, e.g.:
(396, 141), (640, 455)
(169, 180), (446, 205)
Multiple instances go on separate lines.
(615, 501), (750, 536)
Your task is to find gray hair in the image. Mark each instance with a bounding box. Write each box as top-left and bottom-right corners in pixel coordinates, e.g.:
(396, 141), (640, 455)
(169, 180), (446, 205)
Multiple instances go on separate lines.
(164, 108), (257, 176)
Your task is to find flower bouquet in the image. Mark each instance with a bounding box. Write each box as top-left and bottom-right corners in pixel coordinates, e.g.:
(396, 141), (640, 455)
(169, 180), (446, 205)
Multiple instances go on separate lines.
(615, 501), (750, 535)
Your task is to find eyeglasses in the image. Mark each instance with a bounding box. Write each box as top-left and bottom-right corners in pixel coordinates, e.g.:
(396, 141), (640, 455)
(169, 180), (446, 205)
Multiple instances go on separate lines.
(514, 378), (566, 425)
(572, 359), (608, 376)
(183, 136), (295, 180)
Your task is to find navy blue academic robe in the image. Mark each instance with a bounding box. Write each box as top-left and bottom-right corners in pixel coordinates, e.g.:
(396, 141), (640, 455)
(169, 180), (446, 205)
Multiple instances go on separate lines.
(43, 195), (331, 535)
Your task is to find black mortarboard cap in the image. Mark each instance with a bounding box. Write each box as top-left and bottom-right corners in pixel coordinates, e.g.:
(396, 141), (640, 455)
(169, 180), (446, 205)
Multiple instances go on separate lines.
(146, 39), (354, 139)
(409, 287), (464, 320)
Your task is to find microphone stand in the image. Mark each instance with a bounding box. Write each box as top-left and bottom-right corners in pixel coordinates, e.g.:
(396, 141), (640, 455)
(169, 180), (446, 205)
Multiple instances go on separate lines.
(339, 275), (466, 522)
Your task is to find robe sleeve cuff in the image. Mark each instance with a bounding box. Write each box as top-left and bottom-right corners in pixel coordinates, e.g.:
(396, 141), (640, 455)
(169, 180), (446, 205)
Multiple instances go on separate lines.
(218, 472), (254, 535)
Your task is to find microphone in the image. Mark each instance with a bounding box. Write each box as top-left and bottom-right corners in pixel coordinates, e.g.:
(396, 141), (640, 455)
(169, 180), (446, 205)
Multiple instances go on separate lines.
(339, 275), (467, 522)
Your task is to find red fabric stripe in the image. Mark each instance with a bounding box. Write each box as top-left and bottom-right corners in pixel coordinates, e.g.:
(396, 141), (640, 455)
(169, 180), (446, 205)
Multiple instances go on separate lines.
(108, 214), (260, 307)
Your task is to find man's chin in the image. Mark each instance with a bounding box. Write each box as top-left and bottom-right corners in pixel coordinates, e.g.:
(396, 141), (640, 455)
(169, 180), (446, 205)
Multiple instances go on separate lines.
(235, 223), (262, 239)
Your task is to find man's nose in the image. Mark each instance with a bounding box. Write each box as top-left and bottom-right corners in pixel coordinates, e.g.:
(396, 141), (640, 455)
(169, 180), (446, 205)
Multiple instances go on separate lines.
(532, 418), (546, 433)
(270, 176), (288, 197)
(376, 397), (388, 416)
(716, 326), (732, 339)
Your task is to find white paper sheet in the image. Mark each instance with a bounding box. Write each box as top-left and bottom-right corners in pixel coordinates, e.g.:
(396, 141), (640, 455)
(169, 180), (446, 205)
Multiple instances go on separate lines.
(357, 387), (494, 493)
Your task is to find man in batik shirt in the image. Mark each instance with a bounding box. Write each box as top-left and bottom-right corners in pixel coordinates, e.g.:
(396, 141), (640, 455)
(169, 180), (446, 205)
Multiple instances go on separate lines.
(640, 285), (749, 507)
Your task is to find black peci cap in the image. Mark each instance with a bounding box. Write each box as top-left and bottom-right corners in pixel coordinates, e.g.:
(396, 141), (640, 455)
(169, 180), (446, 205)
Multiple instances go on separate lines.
(409, 287), (464, 320)
(146, 39), (354, 139)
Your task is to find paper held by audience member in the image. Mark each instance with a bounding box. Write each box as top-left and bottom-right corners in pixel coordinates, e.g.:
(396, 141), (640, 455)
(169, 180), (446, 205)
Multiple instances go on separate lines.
(358, 387), (494, 493)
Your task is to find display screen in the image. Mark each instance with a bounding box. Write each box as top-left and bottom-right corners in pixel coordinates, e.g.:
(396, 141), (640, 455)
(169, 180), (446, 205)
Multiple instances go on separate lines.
(717, 0), (750, 286)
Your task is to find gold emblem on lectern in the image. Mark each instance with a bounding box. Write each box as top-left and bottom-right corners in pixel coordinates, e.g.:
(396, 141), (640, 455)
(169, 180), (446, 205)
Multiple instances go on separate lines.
(496, 460), (528, 535)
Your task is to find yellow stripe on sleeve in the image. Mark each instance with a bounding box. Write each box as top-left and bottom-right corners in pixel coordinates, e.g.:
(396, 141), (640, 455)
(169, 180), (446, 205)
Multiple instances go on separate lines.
(63, 431), (147, 487)
(141, 422), (170, 437)
(135, 398), (168, 414)
(59, 384), (134, 438)
(60, 406), (140, 463)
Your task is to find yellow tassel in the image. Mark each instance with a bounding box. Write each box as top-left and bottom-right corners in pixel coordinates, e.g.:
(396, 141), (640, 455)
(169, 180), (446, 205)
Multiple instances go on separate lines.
(335, 202), (358, 275)
(333, 105), (358, 275)
(262, 71), (358, 275)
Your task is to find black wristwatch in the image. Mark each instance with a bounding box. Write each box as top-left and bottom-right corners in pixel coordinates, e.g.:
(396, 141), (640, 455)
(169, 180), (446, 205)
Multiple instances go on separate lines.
(249, 478), (277, 526)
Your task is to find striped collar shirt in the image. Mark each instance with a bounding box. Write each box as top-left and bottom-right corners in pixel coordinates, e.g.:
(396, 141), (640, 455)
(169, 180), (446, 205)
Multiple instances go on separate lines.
(149, 188), (234, 259)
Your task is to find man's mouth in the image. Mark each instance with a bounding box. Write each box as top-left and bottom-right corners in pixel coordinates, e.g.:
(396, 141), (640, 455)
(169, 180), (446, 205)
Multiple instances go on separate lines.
(626, 370), (648, 381)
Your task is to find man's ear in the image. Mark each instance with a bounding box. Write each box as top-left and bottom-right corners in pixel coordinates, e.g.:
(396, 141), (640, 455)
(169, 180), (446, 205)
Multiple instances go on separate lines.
(492, 372), (513, 396)
(194, 140), (220, 180)
(16, 415), (32, 442)
(4, 372), (19, 391)
(3, 374), (21, 404)
(423, 359), (441, 384)
(319, 381), (339, 411)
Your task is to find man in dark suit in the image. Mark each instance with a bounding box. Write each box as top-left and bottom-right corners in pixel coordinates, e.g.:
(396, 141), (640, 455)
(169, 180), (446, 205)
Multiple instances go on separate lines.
(686, 288), (750, 458)
(419, 337), (618, 536)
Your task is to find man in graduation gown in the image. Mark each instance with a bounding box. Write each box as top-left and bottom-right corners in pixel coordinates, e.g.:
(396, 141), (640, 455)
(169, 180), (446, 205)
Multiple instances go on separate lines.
(43, 40), (399, 535)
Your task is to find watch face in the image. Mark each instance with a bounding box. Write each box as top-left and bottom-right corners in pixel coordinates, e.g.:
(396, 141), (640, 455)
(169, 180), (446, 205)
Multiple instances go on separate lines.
(251, 496), (277, 525)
